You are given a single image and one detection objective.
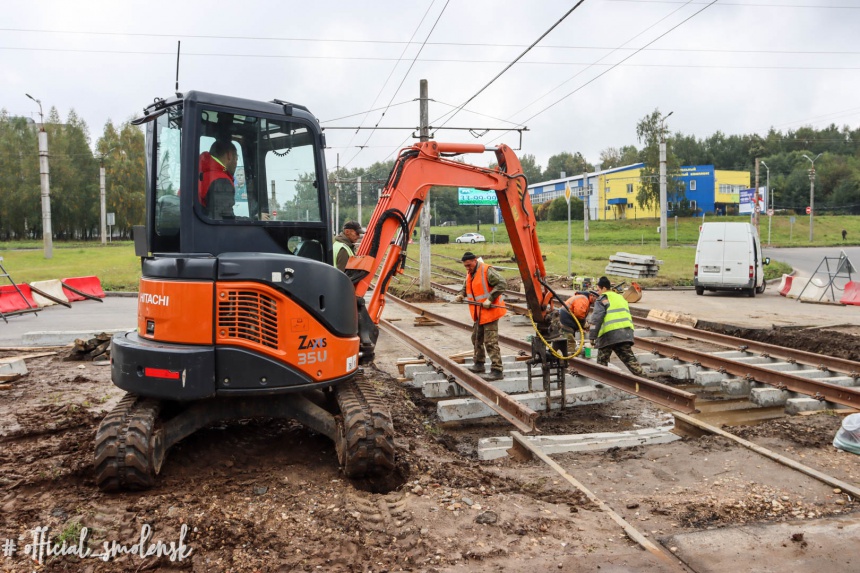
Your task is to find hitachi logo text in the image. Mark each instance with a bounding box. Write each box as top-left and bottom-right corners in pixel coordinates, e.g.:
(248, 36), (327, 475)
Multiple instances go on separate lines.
(140, 293), (169, 306)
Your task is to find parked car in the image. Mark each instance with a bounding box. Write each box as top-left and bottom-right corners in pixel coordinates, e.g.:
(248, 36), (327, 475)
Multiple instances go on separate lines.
(455, 232), (486, 244)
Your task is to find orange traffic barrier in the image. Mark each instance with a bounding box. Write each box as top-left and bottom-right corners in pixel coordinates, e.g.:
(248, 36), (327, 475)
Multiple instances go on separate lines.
(840, 281), (860, 306)
(61, 276), (106, 301)
(778, 274), (793, 297)
(0, 284), (39, 314)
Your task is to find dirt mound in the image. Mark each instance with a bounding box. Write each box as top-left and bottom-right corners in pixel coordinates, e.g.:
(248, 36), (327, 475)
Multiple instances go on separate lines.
(705, 325), (860, 361)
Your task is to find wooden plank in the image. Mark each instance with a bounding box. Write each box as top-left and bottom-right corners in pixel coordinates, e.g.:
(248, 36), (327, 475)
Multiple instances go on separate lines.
(647, 309), (697, 328)
(0, 373), (23, 382)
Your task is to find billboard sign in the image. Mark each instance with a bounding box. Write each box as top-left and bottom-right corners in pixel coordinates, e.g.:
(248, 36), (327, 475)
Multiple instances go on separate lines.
(739, 188), (755, 214)
(458, 187), (498, 206)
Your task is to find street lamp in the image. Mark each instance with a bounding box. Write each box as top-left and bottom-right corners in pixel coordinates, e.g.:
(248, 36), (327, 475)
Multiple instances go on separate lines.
(658, 111), (673, 249)
(26, 93), (52, 259)
(801, 153), (822, 242)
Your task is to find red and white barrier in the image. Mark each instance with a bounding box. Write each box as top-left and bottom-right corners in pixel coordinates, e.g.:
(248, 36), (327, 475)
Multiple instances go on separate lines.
(61, 276), (106, 300)
(840, 281), (860, 306)
(778, 274), (793, 297)
(29, 279), (69, 308)
(0, 284), (39, 314)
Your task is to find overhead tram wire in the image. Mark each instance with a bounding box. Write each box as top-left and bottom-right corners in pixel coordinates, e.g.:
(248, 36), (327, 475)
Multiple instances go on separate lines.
(342, 0), (451, 170)
(488, 0), (720, 145)
(336, 0), (438, 164)
(432, 1), (587, 131)
(499, 0), (696, 126)
(382, 1), (586, 161)
(321, 100), (415, 124)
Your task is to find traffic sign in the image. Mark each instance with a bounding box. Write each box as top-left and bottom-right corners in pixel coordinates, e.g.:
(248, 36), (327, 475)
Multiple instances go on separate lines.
(564, 183), (572, 203)
(806, 206), (811, 215)
(767, 208), (774, 216)
(272, 211), (277, 217)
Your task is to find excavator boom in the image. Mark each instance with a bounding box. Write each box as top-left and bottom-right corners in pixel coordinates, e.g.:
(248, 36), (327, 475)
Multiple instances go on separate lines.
(346, 141), (553, 332)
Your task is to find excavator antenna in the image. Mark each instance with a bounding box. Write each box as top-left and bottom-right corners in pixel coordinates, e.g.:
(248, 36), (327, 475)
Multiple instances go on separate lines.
(174, 41), (182, 97)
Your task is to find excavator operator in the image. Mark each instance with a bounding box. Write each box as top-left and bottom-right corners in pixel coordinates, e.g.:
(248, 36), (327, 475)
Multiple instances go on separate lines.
(198, 139), (238, 220)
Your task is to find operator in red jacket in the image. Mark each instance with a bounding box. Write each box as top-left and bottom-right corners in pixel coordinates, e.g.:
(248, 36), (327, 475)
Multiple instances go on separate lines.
(198, 140), (239, 220)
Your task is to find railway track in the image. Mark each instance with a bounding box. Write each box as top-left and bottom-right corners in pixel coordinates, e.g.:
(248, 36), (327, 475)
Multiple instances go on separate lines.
(378, 297), (860, 571)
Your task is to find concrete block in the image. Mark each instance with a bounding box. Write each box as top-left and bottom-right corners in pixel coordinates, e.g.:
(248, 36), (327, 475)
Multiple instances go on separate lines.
(477, 427), (680, 460)
(785, 397), (826, 415)
(712, 351), (750, 359)
(423, 373), (594, 399)
(404, 363), (432, 378)
(412, 370), (447, 385)
(749, 387), (791, 407)
(634, 353), (658, 366)
(694, 371), (726, 385)
(671, 363), (700, 380)
(720, 378), (751, 396)
(437, 385), (618, 423)
(0, 357), (29, 376)
(732, 356), (770, 365)
(652, 358), (677, 372)
(464, 355), (519, 365)
(757, 362), (803, 372)
(818, 376), (858, 388)
(634, 328), (672, 338)
(21, 328), (130, 347)
(791, 369), (837, 380)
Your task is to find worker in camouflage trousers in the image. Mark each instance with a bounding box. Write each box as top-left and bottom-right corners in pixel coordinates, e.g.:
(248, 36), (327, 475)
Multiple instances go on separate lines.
(455, 251), (507, 381)
(588, 276), (647, 377)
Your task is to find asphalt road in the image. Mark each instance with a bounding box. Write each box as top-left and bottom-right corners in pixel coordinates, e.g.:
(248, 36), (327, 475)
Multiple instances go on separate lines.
(763, 246), (860, 278)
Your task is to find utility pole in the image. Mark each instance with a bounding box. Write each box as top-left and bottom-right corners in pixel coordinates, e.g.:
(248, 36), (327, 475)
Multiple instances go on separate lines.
(761, 160), (771, 245)
(565, 183), (572, 276)
(100, 165), (106, 245)
(335, 153), (340, 233)
(27, 94), (52, 259)
(583, 170), (590, 242)
(659, 111), (672, 250)
(356, 175), (362, 225)
(802, 153), (822, 242)
(418, 79), (431, 293)
(754, 158), (760, 231)
(658, 112), (672, 249)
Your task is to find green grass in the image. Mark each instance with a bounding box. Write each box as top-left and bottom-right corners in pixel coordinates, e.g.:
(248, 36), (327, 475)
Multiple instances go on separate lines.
(1, 215), (854, 291)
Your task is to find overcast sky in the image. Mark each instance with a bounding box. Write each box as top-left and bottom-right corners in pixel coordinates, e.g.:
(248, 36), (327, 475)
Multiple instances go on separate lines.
(3, 0), (858, 175)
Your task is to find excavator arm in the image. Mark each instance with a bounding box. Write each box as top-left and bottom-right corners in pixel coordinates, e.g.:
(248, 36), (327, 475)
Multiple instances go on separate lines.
(345, 141), (557, 362)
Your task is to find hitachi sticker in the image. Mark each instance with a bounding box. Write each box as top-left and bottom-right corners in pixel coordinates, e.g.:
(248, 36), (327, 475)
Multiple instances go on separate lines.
(139, 293), (169, 306)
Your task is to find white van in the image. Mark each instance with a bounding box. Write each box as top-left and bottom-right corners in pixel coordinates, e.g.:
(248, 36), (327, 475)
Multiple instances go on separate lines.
(694, 222), (770, 297)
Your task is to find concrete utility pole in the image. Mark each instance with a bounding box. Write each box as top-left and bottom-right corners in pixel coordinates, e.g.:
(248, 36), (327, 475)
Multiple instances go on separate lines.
(335, 153), (340, 232)
(418, 79), (431, 293)
(802, 153), (822, 242)
(356, 175), (362, 225)
(659, 111), (673, 250)
(583, 170), (590, 242)
(754, 158), (760, 231)
(100, 166), (106, 245)
(761, 160), (771, 245)
(27, 94), (52, 259)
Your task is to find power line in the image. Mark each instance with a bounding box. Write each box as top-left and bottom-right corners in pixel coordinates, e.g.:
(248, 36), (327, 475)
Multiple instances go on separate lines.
(2, 27), (857, 54)
(489, 0), (720, 144)
(343, 0), (451, 170)
(337, 1), (438, 161)
(320, 100), (415, 124)
(604, 0), (859, 8)
(433, 1), (586, 130)
(3, 46), (855, 71)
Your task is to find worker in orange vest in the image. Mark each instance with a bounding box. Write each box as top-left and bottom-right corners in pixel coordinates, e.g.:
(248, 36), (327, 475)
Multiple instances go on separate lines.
(454, 252), (507, 381)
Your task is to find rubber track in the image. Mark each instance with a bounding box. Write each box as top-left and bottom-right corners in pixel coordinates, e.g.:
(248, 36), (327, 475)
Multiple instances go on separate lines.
(336, 374), (396, 478)
(93, 394), (161, 492)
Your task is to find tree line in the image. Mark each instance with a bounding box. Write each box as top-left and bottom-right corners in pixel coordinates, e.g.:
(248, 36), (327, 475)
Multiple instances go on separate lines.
(2, 106), (858, 242)
(0, 108), (144, 241)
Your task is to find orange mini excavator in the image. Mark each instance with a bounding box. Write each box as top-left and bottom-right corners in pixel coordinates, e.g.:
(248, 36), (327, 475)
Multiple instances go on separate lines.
(95, 92), (565, 491)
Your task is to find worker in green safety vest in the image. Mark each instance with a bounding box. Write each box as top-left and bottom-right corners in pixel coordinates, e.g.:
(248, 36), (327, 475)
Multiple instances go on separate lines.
(587, 276), (649, 377)
(333, 221), (364, 272)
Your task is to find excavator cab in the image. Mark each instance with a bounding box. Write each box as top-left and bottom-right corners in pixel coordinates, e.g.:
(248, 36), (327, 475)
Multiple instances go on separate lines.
(139, 91), (330, 259)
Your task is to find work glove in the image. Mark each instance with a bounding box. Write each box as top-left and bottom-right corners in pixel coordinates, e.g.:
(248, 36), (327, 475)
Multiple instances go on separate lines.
(454, 295), (464, 303)
(482, 300), (492, 309)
